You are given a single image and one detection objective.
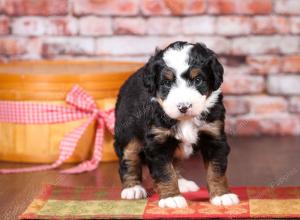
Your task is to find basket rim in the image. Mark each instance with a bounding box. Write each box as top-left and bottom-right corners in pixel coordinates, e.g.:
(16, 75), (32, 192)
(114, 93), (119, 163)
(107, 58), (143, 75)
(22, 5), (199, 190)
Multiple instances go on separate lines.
(0, 60), (144, 76)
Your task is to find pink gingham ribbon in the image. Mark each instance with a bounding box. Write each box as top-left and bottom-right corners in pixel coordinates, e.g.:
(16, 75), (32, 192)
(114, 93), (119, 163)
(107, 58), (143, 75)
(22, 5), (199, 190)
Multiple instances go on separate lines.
(0, 85), (115, 174)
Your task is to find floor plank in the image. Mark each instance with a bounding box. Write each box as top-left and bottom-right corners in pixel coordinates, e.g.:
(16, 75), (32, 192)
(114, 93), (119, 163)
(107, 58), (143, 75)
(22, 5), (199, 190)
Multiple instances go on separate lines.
(0, 136), (299, 220)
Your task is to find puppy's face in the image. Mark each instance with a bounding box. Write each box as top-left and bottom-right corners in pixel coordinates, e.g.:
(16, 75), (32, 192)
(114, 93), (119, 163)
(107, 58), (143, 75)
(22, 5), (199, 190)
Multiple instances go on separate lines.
(145, 42), (224, 120)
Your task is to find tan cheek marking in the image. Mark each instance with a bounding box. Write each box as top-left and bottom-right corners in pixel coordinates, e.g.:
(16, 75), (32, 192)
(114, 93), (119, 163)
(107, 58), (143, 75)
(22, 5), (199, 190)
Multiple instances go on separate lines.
(154, 163), (180, 199)
(206, 161), (229, 198)
(122, 138), (142, 188)
(199, 120), (223, 137)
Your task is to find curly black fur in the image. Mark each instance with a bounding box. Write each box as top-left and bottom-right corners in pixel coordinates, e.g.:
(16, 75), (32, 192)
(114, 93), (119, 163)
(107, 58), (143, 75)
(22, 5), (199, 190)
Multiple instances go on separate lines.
(114, 41), (231, 199)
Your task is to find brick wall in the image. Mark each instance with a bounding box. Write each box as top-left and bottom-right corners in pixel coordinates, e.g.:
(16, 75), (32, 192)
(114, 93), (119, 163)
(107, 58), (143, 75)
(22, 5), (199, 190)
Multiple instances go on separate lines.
(0, 0), (300, 135)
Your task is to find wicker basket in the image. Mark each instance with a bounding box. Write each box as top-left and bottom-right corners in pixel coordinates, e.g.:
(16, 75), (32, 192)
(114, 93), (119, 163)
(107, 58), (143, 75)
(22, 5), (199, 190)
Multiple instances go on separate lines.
(0, 60), (142, 163)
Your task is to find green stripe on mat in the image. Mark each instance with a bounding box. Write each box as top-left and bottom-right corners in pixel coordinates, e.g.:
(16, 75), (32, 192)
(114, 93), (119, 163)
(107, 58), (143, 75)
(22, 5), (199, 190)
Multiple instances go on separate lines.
(37, 199), (147, 216)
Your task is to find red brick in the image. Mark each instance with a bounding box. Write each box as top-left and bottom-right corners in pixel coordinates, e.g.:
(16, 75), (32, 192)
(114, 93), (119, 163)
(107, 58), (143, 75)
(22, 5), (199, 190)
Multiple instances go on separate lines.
(252, 16), (275, 34)
(46, 17), (78, 36)
(147, 17), (181, 35)
(208, 0), (272, 14)
(246, 96), (288, 114)
(267, 75), (300, 95)
(182, 16), (215, 34)
(279, 116), (300, 135)
(42, 37), (95, 58)
(227, 115), (300, 136)
(232, 36), (300, 55)
(230, 117), (262, 136)
(163, 0), (185, 15)
(272, 16), (291, 34)
(114, 18), (146, 35)
(141, 0), (170, 15)
(73, 0), (139, 16)
(12, 17), (45, 36)
(0, 16), (9, 35)
(165, 0), (206, 15)
(290, 17), (300, 34)
(246, 55), (281, 74)
(0, 37), (26, 55)
(223, 65), (252, 75)
(96, 36), (160, 55)
(279, 36), (300, 54)
(289, 97), (300, 113)
(0, 38), (42, 60)
(184, 0), (206, 15)
(96, 36), (195, 56)
(223, 96), (249, 115)
(15, 38), (42, 59)
(208, 0), (235, 14)
(216, 16), (252, 36)
(232, 36), (279, 55)
(275, 0), (300, 15)
(3, 0), (68, 16)
(252, 16), (290, 34)
(222, 73), (265, 94)
(259, 115), (300, 135)
(282, 56), (300, 73)
(141, 0), (206, 15)
(224, 117), (235, 135)
(79, 17), (112, 36)
(0, 0), (4, 13)
(192, 36), (230, 54)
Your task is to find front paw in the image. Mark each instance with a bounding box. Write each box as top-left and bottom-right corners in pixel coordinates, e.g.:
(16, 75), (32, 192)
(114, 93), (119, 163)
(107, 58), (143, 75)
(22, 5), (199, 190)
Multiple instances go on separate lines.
(210, 193), (239, 206)
(178, 178), (200, 193)
(158, 195), (188, 208)
(121, 185), (147, 200)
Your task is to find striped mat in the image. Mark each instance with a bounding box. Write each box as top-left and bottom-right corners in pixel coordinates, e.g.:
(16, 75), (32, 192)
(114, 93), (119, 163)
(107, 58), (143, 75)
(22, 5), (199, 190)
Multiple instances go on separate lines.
(19, 184), (300, 219)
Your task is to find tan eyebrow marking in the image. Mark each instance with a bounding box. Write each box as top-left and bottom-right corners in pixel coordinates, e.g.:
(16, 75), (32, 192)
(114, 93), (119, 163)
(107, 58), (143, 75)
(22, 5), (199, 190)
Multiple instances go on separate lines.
(163, 69), (175, 80)
(190, 68), (201, 79)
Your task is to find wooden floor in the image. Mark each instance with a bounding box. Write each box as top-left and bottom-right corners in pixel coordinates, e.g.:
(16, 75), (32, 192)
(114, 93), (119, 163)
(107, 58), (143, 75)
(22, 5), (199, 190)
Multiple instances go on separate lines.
(0, 136), (300, 220)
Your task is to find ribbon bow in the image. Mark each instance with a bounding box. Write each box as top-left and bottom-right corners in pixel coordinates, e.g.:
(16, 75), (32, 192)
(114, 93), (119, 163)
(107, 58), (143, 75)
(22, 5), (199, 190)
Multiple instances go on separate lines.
(0, 85), (115, 174)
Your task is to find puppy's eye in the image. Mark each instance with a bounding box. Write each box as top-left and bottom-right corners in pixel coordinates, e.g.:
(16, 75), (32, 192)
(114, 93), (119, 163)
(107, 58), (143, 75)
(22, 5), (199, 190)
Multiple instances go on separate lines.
(194, 77), (203, 86)
(161, 79), (172, 87)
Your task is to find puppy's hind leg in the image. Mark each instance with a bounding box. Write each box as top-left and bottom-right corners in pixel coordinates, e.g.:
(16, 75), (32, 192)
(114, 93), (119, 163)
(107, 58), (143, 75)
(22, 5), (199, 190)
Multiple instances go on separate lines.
(120, 138), (147, 200)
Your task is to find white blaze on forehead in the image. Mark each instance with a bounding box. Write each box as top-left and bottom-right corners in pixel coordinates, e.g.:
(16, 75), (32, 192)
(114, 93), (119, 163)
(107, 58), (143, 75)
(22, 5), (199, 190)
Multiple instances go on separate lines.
(162, 44), (193, 75)
(160, 44), (221, 120)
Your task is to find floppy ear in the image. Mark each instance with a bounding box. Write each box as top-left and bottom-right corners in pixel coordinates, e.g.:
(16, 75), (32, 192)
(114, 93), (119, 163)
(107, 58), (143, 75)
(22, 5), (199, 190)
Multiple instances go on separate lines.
(191, 43), (224, 90)
(209, 55), (224, 90)
(143, 48), (162, 95)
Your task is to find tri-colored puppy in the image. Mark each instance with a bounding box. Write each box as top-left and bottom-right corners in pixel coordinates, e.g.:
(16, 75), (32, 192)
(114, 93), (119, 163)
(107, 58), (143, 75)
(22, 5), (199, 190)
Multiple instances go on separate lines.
(114, 41), (239, 208)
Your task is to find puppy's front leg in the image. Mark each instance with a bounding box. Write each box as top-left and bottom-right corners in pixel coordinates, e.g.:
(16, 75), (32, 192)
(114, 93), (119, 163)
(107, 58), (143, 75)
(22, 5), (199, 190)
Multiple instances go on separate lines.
(202, 138), (239, 206)
(153, 162), (187, 208)
(145, 145), (187, 208)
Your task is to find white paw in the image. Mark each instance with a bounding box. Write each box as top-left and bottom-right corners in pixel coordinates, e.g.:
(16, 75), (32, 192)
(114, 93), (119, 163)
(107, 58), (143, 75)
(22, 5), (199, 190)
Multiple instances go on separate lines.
(121, 185), (147, 200)
(178, 178), (200, 193)
(158, 195), (188, 208)
(210, 193), (240, 206)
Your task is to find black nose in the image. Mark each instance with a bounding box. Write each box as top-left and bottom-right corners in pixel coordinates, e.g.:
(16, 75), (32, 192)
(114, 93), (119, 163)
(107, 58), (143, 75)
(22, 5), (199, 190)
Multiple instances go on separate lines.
(177, 103), (192, 114)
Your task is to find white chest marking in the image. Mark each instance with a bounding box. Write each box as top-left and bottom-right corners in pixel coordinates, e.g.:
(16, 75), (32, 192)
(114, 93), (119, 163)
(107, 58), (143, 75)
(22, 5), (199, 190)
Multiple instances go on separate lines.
(175, 120), (198, 158)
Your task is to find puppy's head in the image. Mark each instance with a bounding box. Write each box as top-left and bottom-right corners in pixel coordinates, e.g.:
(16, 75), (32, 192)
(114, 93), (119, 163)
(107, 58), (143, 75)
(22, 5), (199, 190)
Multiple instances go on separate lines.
(144, 41), (223, 120)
